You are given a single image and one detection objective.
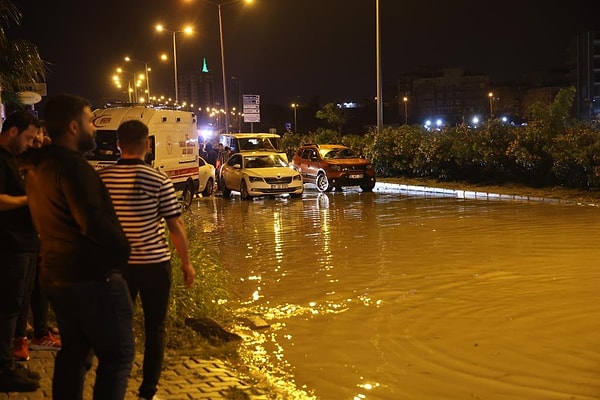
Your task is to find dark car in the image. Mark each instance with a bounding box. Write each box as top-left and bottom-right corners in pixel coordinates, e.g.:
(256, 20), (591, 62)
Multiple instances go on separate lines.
(290, 144), (376, 192)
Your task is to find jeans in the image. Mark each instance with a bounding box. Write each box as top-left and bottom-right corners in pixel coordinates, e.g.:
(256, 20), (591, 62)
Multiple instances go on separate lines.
(0, 252), (37, 371)
(125, 261), (171, 399)
(44, 272), (135, 400)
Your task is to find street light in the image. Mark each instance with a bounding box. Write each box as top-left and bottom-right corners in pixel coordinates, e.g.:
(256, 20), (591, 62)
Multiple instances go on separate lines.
(376, 0), (383, 133)
(403, 96), (408, 125)
(112, 72), (133, 103)
(155, 24), (193, 105)
(488, 92), (494, 118)
(125, 56), (151, 101)
(115, 67), (136, 102)
(193, 0), (254, 133)
(291, 103), (298, 132)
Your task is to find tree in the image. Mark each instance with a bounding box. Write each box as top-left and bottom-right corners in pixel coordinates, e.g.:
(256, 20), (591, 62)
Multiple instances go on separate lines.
(0, 0), (46, 109)
(316, 103), (346, 134)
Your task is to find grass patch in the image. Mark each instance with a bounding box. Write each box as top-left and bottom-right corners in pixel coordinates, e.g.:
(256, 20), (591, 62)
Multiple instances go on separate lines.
(132, 212), (240, 360)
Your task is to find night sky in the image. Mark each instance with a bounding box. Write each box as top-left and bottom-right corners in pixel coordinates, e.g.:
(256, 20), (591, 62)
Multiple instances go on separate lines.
(9, 0), (600, 109)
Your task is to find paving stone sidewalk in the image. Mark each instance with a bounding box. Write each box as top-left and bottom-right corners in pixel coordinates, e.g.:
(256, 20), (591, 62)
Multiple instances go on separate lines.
(0, 350), (268, 400)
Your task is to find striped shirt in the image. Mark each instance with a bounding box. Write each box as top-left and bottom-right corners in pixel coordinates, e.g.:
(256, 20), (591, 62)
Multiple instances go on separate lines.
(98, 159), (181, 264)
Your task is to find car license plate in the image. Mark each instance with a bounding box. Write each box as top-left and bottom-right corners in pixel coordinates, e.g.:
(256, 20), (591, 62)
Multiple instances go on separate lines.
(349, 174), (363, 179)
(271, 184), (288, 189)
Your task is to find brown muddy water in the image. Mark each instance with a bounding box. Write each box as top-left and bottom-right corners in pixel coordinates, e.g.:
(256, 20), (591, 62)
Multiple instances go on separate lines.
(190, 188), (600, 400)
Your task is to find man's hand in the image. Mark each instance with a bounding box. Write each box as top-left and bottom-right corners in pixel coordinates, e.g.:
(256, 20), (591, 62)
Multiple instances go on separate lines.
(181, 262), (195, 288)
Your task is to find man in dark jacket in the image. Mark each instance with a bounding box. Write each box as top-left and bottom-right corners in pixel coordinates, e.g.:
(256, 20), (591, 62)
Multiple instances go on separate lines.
(0, 110), (41, 392)
(22, 94), (135, 400)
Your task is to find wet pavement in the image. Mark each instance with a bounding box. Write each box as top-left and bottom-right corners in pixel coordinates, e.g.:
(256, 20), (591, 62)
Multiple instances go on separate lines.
(0, 350), (268, 400)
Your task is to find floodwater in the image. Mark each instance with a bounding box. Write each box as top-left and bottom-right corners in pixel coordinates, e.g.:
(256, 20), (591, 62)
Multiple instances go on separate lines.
(189, 188), (600, 400)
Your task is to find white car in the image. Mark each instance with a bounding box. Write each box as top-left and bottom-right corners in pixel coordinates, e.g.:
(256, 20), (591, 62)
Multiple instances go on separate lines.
(198, 156), (216, 196)
(220, 152), (303, 199)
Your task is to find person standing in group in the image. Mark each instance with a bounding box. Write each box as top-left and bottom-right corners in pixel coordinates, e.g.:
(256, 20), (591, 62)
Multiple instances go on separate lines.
(21, 125), (62, 354)
(0, 110), (41, 392)
(21, 94), (135, 400)
(215, 142), (231, 180)
(98, 119), (195, 400)
(204, 142), (217, 167)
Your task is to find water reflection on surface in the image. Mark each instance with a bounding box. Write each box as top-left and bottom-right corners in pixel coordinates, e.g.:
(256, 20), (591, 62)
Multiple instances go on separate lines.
(190, 189), (600, 400)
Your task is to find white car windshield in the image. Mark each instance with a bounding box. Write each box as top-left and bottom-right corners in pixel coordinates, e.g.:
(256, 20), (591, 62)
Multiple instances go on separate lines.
(244, 155), (288, 168)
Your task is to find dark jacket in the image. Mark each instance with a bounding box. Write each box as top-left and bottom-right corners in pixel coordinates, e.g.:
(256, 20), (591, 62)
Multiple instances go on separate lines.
(0, 146), (38, 253)
(204, 143), (218, 167)
(21, 145), (130, 284)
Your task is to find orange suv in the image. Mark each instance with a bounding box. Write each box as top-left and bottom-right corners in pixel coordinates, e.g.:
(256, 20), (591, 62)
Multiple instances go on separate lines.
(290, 144), (376, 192)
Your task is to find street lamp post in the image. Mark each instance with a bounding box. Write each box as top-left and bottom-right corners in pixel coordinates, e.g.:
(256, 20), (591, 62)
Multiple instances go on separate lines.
(125, 57), (151, 101)
(376, 0), (383, 133)
(488, 91), (494, 118)
(403, 96), (408, 125)
(155, 24), (192, 105)
(291, 103), (298, 132)
(231, 76), (242, 132)
(115, 68), (137, 102)
(112, 72), (131, 103)
(195, 0), (253, 133)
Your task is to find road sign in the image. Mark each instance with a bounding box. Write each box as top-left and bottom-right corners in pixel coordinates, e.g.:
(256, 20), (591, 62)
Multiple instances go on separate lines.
(244, 113), (260, 123)
(243, 94), (260, 106)
(20, 83), (47, 96)
(243, 94), (260, 123)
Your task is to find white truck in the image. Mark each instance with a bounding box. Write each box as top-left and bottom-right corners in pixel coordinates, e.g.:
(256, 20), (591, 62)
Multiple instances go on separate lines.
(87, 106), (200, 208)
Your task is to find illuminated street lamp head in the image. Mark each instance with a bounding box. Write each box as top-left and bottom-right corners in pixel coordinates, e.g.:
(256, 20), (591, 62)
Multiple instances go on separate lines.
(183, 0), (253, 4)
(156, 24), (193, 35)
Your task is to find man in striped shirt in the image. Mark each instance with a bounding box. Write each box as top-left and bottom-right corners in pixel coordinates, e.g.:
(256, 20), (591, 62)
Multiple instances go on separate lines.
(98, 120), (195, 400)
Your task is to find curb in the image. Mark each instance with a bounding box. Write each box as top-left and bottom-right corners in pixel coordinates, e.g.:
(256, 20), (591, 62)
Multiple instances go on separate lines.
(0, 351), (267, 400)
(373, 181), (566, 203)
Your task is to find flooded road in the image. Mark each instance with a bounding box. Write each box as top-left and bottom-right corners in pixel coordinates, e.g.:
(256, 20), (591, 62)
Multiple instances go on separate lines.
(188, 188), (600, 400)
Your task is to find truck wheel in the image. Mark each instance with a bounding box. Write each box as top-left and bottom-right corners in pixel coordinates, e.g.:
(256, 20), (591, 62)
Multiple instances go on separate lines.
(181, 183), (193, 210)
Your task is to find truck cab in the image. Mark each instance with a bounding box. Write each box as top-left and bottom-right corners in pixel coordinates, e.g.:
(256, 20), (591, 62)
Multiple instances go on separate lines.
(87, 106), (200, 208)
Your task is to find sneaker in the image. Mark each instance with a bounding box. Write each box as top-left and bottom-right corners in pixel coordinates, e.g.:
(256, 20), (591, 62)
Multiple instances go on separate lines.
(13, 337), (29, 361)
(0, 367), (40, 392)
(29, 331), (61, 351)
